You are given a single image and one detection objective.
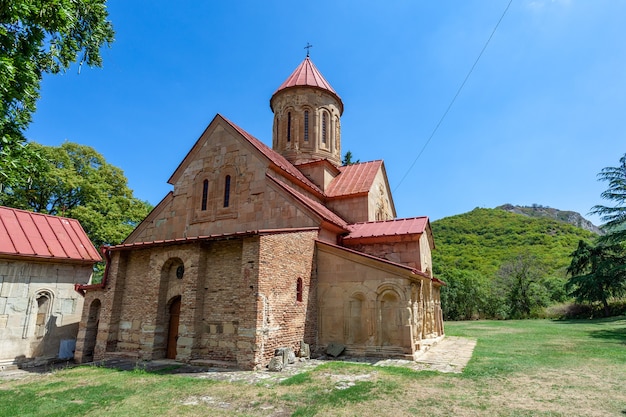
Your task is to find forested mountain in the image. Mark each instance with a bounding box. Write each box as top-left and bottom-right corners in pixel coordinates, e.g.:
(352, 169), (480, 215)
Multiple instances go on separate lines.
(432, 208), (597, 278)
(431, 208), (599, 319)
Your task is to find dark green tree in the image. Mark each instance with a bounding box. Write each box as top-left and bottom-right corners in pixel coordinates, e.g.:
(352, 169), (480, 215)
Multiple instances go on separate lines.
(566, 240), (626, 316)
(494, 254), (550, 318)
(565, 153), (626, 316)
(591, 153), (626, 243)
(439, 268), (487, 320)
(0, 142), (152, 248)
(342, 150), (360, 166)
(1, 1), (114, 191)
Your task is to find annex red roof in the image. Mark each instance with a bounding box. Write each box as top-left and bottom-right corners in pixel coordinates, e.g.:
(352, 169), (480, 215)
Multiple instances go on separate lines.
(271, 57), (343, 114)
(0, 206), (101, 263)
(326, 160), (383, 198)
(345, 217), (429, 240)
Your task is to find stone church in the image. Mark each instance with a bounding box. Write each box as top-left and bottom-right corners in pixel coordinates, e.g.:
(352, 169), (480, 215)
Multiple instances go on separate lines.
(74, 56), (444, 369)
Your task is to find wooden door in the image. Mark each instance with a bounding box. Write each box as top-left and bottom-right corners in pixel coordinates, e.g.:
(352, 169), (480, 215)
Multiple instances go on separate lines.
(166, 297), (181, 359)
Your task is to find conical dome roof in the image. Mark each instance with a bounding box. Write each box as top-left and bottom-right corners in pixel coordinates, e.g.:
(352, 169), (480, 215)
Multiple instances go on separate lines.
(271, 57), (343, 114)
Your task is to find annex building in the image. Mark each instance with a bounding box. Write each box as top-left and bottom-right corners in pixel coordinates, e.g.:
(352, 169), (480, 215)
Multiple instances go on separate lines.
(74, 56), (444, 369)
(0, 206), (101, 366)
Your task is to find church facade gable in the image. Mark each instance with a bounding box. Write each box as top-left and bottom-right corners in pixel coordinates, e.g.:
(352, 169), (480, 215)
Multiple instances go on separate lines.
(125, 117), (331, 244)
(368, 164), (396, 222)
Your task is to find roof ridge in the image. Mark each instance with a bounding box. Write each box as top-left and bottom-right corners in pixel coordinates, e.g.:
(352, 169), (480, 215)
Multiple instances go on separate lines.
(0, 205), (100, 263)
(219, 115), (325, 196)
(267, 175), (348, 230)
(350, 216), (429, 226)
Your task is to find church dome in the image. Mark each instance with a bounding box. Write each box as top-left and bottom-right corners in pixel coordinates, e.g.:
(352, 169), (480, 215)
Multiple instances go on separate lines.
(270, 57), (343, 167)
(270, 57), (343, 114)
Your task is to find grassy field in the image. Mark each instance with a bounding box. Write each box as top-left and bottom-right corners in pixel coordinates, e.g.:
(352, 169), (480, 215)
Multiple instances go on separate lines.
(1, 317), (624, 416)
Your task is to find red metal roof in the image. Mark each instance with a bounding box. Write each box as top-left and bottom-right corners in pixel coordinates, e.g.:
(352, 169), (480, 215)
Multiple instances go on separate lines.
(0, 206), (101, 263)
(107, 227), (320, 251)
(271, 57), (343, 113)
(345, 217), (429, 240)
(274, 56), (338, 94)
(326, 160), (383, 198)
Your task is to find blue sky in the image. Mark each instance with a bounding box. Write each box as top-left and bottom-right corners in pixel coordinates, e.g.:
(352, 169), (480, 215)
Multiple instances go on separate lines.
(26, 0), (626, 225)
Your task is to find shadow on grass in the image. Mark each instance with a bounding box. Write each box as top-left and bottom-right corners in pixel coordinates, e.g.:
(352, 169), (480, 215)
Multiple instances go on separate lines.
(552, 315), (626, 325)
(588, 327), (626, 344)
(552, 315), (626, 344)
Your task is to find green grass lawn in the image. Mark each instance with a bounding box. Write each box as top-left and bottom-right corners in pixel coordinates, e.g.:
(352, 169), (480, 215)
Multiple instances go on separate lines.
(1, 317), (624, 416)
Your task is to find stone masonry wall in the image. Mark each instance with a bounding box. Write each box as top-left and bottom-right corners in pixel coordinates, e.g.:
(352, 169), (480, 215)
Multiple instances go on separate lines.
(194, 238), (257, 366)
(316, 243), (442, 359)
(344, 240), (423, 272)
(255, 230), (318, 367)
(127, 122), (321, 244)
(0, 259), (91, 362)
(77, 239), (260, 369)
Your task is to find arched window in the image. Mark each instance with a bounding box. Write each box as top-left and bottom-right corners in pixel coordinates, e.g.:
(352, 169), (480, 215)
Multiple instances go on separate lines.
(35, 293), (51, 338)
(287, 112), (291, 142)
(201, 179), (208, 211)
(296, 278), (303, 302)
(335, 116), (340, 150)
(322, 112), (328, 144)
(304, 110), (309, 141)
(223, 175), (231, 208)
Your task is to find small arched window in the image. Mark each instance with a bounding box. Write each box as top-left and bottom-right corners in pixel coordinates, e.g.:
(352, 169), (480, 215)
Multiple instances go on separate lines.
(322, 113), (328, 144)
(201, 179), (209, 211)
(296, 278), (303, 302)
(35, 293), (51, 338)
(304, 111), (309, 142)
(335, 116), (340, 150)
(223, 175), (231, 208)
(287, 112), (291, 142)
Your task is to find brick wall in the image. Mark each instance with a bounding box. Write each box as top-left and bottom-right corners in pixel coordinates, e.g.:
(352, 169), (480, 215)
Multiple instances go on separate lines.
(76, 232), (319, 370)
(256, 230), (317, 365)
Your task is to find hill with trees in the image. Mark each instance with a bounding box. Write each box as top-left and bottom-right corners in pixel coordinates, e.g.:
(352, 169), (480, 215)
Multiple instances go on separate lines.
(431, 207), (599, 319)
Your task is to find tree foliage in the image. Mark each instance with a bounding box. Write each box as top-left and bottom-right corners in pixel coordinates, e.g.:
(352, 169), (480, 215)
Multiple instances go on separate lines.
(0, 1), (114, 190)
(565, 153), (626, 315)
(494, 254), (551, 319)
(433, 208), (598, 320)
(566, 240), (626, 316)
(439, 268), (487, 320)
(591, 153), (626, 243)
(342, 150), (360, 166)
(0, 142), (152, 248)
(432, 208), (597, 279)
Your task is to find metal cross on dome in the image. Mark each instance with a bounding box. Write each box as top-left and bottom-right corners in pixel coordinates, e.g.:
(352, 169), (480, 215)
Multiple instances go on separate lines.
(304, 42), (313, 57)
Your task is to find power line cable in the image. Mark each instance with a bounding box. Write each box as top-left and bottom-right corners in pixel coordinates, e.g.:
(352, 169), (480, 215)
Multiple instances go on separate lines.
(393, 0), (513, 192)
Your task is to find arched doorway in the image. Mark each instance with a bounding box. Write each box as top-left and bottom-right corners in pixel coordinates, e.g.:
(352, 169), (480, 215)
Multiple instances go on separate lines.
(83, 299), (101, 362)
(166, 296), (181, 359)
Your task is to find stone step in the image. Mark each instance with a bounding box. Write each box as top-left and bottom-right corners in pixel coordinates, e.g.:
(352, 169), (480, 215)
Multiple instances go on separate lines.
(189, 359), (238, 369)
(0, 359), (18, 372)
